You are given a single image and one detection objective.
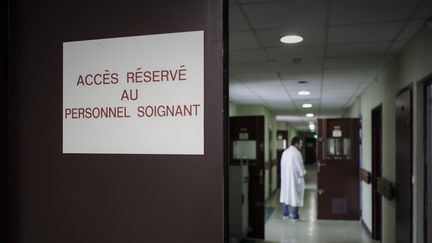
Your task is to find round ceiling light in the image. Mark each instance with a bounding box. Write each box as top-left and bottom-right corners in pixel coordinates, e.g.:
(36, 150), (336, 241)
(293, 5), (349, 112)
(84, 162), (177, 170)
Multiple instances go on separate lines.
(302, 103), (312, 108)
(298, 90), (311, 96)
(305, 113), (314, 118)
(280, 35), (303, 44)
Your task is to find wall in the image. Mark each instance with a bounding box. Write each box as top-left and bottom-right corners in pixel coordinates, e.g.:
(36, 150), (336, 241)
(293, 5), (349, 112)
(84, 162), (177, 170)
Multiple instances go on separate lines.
(350, 27), (432, 243)
(229, 104), (277, 200)
(342, 97), (362, 118)
(9, 0), (224, 242)
(229, 102), (238, 117)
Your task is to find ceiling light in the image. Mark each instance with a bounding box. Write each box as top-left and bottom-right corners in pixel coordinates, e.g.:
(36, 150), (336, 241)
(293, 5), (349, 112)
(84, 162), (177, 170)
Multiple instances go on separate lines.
(302, 103), (312, 108)
(313, 134), (318, 139)
(309, 124), (316, 130)
(280, 35), (303, 44)
(306, 113), (314, 118)
(298, 90), (311, 96)
(298, 80), (308, 84)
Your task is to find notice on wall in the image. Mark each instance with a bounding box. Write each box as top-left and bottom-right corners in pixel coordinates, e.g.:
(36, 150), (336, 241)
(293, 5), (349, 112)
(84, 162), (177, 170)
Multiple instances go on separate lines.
(63, 31), (204, 154)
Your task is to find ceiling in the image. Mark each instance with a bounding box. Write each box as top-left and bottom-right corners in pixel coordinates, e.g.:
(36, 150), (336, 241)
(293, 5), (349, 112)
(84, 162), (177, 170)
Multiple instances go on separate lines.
(229, 0), (432, 131)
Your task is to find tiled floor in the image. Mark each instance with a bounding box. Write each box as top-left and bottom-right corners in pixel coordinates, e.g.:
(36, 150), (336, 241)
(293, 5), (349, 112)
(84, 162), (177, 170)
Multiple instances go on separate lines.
(243, 165), (378, 243)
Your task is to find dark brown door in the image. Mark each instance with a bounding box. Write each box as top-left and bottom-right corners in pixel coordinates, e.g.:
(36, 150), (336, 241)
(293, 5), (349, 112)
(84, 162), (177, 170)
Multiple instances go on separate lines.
(305, 138), (317, 165)
(230, 116), (265, 239)
(396, 87), (413, 243)
(425, 82), (432, 243)
(269, 125), (273, 193)
(317, 118), (360, 220)
(9, 1), (224, 242)
(276, 130), (288, 189)
(372, 105), (382, 241)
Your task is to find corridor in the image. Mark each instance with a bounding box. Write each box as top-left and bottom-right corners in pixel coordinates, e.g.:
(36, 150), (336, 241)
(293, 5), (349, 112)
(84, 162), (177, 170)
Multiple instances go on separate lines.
(247, 166), (377, 243)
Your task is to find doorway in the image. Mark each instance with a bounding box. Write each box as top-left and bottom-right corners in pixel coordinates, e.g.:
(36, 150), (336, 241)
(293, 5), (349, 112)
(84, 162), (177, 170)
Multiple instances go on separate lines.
(304, 137), (316, 165)
(371, 105), (382, 241)
(395, 86), (413, 243)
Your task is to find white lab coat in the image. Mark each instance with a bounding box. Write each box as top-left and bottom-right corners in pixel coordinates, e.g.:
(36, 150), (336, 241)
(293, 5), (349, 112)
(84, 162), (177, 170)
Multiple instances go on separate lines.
(279, 145), (307, 207)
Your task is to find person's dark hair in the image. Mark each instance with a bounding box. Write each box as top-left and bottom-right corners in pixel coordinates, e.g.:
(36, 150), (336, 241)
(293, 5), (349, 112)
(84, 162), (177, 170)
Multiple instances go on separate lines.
(291, 136), (301, 146)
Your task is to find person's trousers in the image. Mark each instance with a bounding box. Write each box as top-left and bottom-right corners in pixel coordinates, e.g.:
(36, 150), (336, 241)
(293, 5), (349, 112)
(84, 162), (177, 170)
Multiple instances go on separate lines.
(282, 204), (299, 219)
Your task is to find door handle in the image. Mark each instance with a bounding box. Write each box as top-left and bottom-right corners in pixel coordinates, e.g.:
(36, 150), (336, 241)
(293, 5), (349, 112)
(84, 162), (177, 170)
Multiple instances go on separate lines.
(316, 160), (327, 172)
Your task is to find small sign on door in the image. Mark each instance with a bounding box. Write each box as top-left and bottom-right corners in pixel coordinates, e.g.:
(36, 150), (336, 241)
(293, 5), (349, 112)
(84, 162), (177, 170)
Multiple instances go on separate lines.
(239, 132), (249, 140)
(332, 126), (342, 137)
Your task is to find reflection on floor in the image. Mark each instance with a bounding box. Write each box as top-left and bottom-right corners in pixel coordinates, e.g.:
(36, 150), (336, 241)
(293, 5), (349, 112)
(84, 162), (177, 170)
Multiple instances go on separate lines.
(265, 207), (275, 224)
(244, 165), (378, 243)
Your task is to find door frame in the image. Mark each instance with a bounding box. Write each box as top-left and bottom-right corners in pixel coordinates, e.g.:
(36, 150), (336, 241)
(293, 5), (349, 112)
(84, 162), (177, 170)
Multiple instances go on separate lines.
(371, 104), (382, 241)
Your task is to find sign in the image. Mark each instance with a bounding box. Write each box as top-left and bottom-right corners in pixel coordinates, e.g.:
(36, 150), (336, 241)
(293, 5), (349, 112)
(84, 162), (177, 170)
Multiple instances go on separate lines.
(63, 31), (204, 154)
(332, 126), (342, 137)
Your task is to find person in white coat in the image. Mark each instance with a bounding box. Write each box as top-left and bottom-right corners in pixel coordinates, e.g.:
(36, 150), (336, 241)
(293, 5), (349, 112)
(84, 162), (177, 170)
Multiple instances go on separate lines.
(279, 136), (307, 222)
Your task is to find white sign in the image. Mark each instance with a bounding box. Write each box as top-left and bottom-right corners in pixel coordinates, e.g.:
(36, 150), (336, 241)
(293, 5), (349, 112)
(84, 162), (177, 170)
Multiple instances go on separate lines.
(63, 31), (204, 154)
(332, 126), (342, 137)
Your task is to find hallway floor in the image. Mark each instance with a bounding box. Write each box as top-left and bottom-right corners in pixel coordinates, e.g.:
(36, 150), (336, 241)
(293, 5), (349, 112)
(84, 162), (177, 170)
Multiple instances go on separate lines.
(246, 165), (378, 243)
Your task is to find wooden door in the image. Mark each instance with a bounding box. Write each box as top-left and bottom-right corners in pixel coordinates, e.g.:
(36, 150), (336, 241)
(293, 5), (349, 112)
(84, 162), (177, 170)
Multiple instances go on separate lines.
(425, 82), (432, 243)
(276, 130), (288, 188)
(230, 116), (265, 239)
(372, 105), (382, 240)
(8, 1), (224, 242)
(317, 118), (360, 220)
(268, 125), (273, 194)
(395, 87), (412, 243)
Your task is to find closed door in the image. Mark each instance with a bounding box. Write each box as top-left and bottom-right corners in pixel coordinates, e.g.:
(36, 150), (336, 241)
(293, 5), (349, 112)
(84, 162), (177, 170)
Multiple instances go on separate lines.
(317, 118), (360, 220)
(372, 105), (382, 240)
(425, 82), (432, 243)
(230, 116), (265, 239)
(269, 125), (273, 194)
(395, 87), (412, 243)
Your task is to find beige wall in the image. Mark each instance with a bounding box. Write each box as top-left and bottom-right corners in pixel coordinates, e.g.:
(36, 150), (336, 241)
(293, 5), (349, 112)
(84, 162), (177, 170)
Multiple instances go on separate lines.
(342, 97), (361, 118)
(349, 27), (432, 243)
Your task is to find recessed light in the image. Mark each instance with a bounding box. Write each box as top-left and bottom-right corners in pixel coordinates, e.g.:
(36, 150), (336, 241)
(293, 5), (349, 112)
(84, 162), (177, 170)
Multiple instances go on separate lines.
(298, 80), (308, 84)
(302, 103), (312, 108)
(280, 35), (303, 44)
(306, 113), (314, 118)
(309, 124), (316, 130)
(298, 90), (311, 96)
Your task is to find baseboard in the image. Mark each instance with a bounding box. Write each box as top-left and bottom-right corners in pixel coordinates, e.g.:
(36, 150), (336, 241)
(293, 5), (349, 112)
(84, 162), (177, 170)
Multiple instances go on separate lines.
(360, 218), (372, 239)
